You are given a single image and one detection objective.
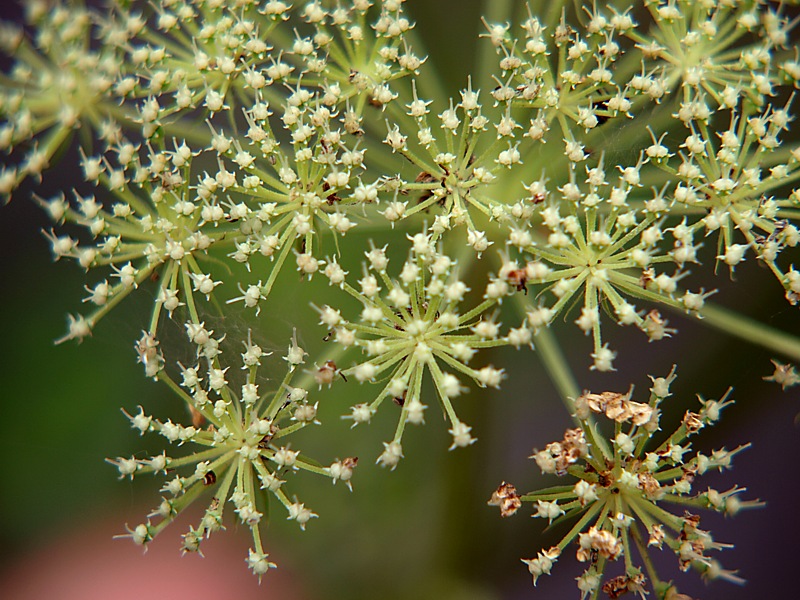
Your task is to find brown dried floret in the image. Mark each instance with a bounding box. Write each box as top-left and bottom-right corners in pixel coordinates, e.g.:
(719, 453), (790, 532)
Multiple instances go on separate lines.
(648, 524), (665, 548)
(488, 481), (522, 517)
(602, 393), (631, 422)
(563, 427), (588, 456)
(676, 514), (709, 571)
(577, 527), (622, 562)
(678, 536), (708, 572)
(638, 472), (661, 499)
(680, 512), (701, 537)
(531, 428), (588, 475)
(575, 390), (654, 425)
(577, 391), (625, 414)
(683, 411), (703, 434)
(628, 401), (654, 426)
(601, 571), (647, 598)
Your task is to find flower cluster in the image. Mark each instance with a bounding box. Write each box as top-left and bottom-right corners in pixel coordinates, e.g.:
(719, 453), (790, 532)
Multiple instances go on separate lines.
(630, 1), (793, 105)
(39, 142), (238, 344)
(491, 370), (759, 598)
(89, 0), (418, 145)
(111, 327), (356, 578)
(319, 239), (510, 463)
(650, 103), (800, 301)
(506, 156), (711, 370)
(377, 77), (523, 241)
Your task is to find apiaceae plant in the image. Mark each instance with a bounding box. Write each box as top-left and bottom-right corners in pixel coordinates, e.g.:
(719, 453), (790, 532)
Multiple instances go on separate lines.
(2, 0), (800, 597)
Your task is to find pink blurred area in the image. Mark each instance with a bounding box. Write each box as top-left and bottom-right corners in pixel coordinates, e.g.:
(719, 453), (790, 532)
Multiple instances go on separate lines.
(1, 513), (307, 600)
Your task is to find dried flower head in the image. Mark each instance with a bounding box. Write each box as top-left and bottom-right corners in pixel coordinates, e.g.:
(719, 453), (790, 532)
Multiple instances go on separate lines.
(493, 369), (761, 597)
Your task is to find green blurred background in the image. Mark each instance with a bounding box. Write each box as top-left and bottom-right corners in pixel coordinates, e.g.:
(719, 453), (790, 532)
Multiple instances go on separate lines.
(2, 1), (800, 599)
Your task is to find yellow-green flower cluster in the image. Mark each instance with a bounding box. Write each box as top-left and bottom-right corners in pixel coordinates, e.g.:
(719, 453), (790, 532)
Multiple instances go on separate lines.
(111, 327), (357, 578)
(319, 239), (511, 464)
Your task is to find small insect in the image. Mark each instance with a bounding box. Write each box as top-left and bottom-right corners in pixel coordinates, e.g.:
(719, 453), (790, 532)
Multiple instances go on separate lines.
(343, 104), (365, 136)
(767, 219), (789, 242)
(135, 332), (158, 363)
(258, 423), (280, 448)
(203, 470), (217, 486)
(503, 268), (529, 293)
(597, 470), (614, 488)
(413, 171), (441, 205)
(321, 181), (341, 205)
(415, 170), (436, 183)
(639, 268), (655, 289)
(158, 172), (178, 190)
(645, 309), (664, 325)
(588, 548), (600, 565)
(682, 412), (703, 435)
(315, 360), (346, 387)
(392, 390), (407, 407)
(189, 405), (206, 428)
(529, 191), (546, 204)
(681, 463), (698, 483)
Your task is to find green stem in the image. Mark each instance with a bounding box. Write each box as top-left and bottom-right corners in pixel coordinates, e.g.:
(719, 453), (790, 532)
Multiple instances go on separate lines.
(695, 301), (800, 362)
(532, 327), (579, 409)
(630, 523), (664, 592)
